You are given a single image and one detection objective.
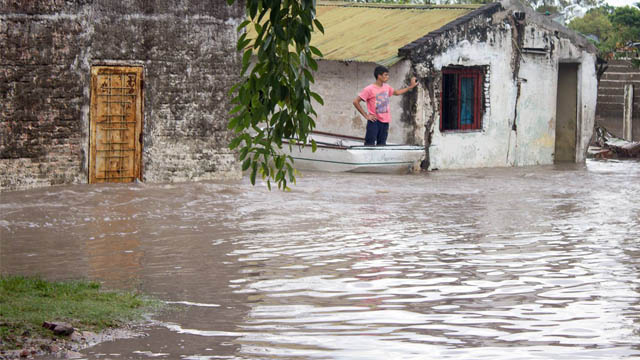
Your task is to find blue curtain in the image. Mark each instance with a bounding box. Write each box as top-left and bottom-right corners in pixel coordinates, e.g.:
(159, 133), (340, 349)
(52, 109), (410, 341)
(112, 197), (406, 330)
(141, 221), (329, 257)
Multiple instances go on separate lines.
(460, 77), (474, 125)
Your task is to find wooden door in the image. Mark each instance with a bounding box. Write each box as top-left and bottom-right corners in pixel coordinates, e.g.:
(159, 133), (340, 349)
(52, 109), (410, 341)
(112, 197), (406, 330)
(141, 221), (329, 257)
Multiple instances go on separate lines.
(90, 66), (143, 183)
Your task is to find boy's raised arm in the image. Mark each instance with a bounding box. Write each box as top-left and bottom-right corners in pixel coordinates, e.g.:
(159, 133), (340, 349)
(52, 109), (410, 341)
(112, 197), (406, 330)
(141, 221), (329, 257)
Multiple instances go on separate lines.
(393, 77), (418, 96)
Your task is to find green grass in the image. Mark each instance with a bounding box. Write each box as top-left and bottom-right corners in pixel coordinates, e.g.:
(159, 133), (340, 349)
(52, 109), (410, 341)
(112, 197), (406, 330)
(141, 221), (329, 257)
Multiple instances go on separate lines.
(0, 275), (162, 350)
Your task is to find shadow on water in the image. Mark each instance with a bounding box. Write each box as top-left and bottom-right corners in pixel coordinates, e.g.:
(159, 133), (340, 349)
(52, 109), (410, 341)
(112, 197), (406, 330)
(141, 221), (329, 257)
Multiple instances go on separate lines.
(1, 159), (640, 359)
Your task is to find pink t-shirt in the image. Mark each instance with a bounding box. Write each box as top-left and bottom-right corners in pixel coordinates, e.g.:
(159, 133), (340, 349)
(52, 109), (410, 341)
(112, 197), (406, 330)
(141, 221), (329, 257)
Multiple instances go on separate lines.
(359, 84), (394, 123)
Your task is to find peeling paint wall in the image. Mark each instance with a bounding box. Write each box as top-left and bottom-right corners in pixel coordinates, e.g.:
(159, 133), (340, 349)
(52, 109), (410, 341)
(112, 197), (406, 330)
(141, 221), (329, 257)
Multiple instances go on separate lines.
(407, 3), (597, 170)
(426, 33), (517, 170)
(311, 60), (415, 145)
(0, 0), (243, 192)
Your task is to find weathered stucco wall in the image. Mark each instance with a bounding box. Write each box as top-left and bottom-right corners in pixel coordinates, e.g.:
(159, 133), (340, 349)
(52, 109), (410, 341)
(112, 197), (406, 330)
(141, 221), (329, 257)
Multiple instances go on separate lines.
(406, 2), (597, 170)
(428, 34), (516, 170)
(0, 0), (243, 192)
(311, 60), (415, 145)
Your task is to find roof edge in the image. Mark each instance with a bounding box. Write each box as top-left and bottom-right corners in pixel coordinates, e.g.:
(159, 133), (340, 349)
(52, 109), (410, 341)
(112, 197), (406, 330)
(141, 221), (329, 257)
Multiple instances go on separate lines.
(500, 0), (598, 54)
(317, 1), (483, 11)
(398, 2), (503, 58)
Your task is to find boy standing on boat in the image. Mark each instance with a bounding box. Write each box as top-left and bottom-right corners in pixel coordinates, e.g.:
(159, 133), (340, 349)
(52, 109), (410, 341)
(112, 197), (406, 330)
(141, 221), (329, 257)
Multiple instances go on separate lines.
(353, 65), (418, 146)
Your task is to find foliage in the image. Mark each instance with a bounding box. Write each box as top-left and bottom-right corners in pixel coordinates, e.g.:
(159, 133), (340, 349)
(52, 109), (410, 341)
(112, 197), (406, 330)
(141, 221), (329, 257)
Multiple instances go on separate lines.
(226, 0), (324, 190)
(568, 5), (640, 58)
(609, 5), (640, 44)
(0, 275), (161, 350)
(568, 6), (616, 52)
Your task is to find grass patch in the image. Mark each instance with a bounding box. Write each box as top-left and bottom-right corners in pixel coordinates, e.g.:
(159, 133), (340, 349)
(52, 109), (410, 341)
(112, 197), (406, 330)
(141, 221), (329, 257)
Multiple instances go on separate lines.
(0, 275), (162, 350)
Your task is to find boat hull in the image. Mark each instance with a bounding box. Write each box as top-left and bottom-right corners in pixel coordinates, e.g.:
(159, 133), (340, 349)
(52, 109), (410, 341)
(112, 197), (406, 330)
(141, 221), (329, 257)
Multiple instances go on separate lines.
(279, 133), (425, 174)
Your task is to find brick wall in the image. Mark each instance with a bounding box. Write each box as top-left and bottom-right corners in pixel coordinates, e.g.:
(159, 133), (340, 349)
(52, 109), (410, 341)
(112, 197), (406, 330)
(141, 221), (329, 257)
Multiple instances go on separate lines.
(596, 60), (640, 141)
(0, 0), (243, 191)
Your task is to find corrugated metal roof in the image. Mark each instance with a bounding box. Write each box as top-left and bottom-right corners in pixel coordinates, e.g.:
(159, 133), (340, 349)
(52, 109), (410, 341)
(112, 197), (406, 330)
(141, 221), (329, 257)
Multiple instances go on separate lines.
(310, 2), (481, 65)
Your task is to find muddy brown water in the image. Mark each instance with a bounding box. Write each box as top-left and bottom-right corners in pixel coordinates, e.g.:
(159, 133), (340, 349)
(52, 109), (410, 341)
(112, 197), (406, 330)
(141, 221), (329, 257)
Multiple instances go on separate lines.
(1, 159), (639, 359)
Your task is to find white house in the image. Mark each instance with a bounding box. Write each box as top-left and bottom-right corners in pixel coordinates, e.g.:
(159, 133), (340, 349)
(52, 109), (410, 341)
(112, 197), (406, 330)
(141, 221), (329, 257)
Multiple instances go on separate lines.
(309, 0), (598, 170)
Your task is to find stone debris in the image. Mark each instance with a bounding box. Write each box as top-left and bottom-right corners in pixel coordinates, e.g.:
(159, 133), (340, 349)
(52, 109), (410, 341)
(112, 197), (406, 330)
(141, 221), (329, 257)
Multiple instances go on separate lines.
(42, 322), (74, 337)
(0, 326), (145, 359)
(590, 125), (640, 159)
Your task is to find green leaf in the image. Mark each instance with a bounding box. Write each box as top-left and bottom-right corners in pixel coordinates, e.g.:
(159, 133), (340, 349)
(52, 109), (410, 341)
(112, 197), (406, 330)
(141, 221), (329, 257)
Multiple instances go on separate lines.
(307, 56), (318, 71)
(228, 135), (242, 149)
(237, 37), (251, 52)
(310, 91), (323, 105)
(229, 104), (244, 114)
(311, 139), (317, 152)
(227, 0), (235, 5)
(275, 156), (284, 169)
(314, 19), (324, 34)
(309, 46), (323, 57)
(250, 161), (258, 185)
(270, 0), (282, 23)
(241, 49), (252, 75)
(227, 116), (240, 131)
(237, 33), (247, 51)
(249, 0), (258, 18)
(228, 82), (241, 96)
(239, 146), (249, 161)
(237, 20), (250, 32)
(242, 158), (251, 171)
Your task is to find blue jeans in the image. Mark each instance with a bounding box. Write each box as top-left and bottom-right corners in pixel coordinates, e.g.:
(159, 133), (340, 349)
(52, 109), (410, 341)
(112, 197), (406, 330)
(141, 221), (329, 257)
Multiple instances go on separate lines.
(364, 120), (389, 146)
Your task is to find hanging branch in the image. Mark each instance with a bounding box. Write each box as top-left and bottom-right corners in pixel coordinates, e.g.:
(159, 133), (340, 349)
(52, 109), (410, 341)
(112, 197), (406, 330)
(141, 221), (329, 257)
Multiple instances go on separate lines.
(226, 0), (324, 190)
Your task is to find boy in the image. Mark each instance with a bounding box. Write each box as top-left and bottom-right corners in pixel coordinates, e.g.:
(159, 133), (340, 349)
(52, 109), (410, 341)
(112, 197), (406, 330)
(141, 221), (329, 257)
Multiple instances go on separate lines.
(353, 65), (418, 146)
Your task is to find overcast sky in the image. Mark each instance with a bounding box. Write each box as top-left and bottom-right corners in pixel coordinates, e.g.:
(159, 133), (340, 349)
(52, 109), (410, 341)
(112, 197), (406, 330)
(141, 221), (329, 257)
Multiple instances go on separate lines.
(605, 0), (637, 6)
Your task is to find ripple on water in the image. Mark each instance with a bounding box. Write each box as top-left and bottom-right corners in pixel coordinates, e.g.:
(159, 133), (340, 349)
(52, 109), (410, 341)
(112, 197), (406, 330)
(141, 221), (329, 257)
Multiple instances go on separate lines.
(2, 160), (640, 359)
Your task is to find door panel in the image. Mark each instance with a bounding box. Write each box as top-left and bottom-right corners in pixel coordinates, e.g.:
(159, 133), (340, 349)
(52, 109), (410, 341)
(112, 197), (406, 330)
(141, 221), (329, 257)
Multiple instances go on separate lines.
(90, 66), (143, 183)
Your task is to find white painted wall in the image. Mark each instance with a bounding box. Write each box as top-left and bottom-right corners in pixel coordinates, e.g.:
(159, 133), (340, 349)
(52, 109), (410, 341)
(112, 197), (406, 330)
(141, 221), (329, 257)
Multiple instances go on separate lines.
(419, 23), (597, 170)
(425, 32), (519, 170)
(310, 60), (415, 145)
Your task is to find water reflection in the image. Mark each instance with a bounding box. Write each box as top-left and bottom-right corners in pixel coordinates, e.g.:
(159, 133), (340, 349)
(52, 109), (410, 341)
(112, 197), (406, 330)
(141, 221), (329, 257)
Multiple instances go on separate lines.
(1, 160), (639, 359)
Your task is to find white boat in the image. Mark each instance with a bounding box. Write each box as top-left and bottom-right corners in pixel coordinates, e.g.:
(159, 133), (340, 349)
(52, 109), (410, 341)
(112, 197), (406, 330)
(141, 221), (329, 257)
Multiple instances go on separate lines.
(279, 131), (425, 174)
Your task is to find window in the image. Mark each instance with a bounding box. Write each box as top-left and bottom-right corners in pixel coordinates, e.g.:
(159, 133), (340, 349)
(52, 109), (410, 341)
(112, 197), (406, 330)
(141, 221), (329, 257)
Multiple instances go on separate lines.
(440, 67), (484, 131)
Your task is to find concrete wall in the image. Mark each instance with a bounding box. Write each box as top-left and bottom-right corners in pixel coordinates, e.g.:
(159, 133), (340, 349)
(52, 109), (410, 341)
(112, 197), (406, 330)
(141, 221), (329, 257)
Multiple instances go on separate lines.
(0, 0), (243, 192)
(406, 3), (597, 170)
(596, 60), (640, 142)
(425, 33), (517, 170)
(311, 60), (415, 145)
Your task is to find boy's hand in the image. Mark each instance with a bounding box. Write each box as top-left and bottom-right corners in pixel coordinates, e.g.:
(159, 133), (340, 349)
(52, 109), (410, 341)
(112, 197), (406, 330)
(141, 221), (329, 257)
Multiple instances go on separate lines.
(365, 113), (377, 121)
(410, 77), (418, 88)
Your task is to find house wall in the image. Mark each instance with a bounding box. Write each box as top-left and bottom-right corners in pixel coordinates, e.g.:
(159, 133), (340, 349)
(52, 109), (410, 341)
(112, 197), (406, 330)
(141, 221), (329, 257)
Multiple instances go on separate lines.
(311, 60), (415, 145)
(0, 0), (243, 192)
(426, 34), (517, 169)
(407, 5), (597, 170)
(554, 38), (598, 163)
(596, 59), (640, 142)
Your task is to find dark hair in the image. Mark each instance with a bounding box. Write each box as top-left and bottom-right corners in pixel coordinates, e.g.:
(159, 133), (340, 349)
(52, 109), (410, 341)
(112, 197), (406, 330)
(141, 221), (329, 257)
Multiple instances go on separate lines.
(374, 65), (389, 80)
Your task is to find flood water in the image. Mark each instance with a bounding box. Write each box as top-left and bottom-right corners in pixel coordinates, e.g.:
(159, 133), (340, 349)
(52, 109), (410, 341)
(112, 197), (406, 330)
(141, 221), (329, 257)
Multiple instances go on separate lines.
(1, 159), (640, 359)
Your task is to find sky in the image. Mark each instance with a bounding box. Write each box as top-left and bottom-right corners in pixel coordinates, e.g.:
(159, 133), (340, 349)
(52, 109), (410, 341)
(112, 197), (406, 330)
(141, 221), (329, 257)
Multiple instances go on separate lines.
(605, 0), (637, 6)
